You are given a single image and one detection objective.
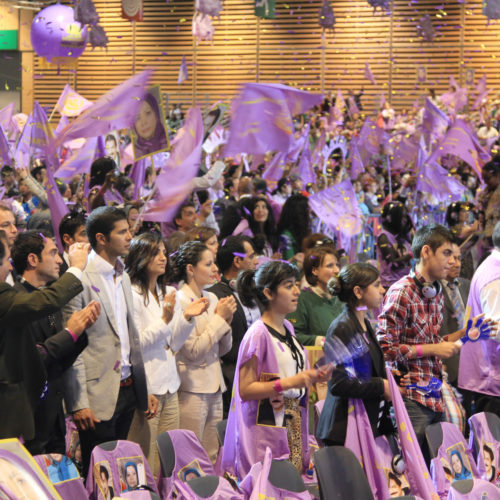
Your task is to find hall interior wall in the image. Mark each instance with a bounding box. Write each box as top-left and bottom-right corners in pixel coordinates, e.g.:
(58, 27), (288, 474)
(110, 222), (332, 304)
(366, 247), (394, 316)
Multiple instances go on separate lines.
(29, 1), (500, 116)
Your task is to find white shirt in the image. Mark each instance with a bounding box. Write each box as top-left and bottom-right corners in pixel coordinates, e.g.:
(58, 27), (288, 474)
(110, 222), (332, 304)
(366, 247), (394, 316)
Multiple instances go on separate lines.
(480, 249), (500, 321)
(271, 331), (305, 399)
(132, 284), (194, 395)
(89, 251), (131, 379)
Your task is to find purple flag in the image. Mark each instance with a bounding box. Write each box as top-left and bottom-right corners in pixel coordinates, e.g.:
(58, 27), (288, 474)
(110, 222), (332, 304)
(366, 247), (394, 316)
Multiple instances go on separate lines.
(312, 129), (327, 167)
(142, 107), (203, 222)
(55, 115), (70, 137)
(262, 151), (286, 181)
(0, 102), (14, 133)
(476, 73), (487, 95)
(345, 399), (390, 500)
(364, 62), (377, 85)
(473, 74), (489, 110)
(55, 137), (99, 178)
(130, 157), (149, 199)
(297, 139), (315, 185)
(14, 101), (56, 168)
(54, 83), (93, 117)
(0, 125), (12, 165)
(349, 139), (364, 180)
(428, 119), (490, 178)
(391, 135), (419, 172)
(224, 83), (322, 156)
(357, 118), (388, 163)
(287, 123), (310, 164)
(386, 368), (439, 500)
(52, 70), (153, 146)
(308, 180), (363, 237)
(177, 55), (188, 84)
(422, 97), (449, 142)
(46, 166), (70, 252)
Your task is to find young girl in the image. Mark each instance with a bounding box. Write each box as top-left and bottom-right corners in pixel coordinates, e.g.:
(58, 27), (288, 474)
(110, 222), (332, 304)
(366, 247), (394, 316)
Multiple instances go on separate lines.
(221, 261), (331, 479)
(173, 241), (237, 463)
(316, 263), (394, 446)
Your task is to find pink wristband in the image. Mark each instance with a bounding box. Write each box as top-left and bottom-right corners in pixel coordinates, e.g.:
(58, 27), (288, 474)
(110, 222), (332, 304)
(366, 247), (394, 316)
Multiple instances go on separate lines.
(65, 328), (78, 343)
(273, 379), (284, 394)
(416, 344), (423, 358)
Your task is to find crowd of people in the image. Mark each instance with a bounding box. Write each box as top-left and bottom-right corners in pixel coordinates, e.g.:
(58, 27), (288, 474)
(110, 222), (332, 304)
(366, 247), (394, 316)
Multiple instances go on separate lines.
(1, 83), (500, 498)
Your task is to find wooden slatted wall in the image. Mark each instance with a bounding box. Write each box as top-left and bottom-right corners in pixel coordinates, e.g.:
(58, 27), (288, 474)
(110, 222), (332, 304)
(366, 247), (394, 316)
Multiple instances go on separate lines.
(31, 0), (500, 117)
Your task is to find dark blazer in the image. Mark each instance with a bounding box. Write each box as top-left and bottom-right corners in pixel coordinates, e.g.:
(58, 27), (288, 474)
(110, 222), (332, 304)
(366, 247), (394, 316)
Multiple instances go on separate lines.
(14, 279), (88, 454)
(439, 277), (470, 385)
(208, 276), (249, 384)
(0, 272), (83, 441)
(316, 306), (393, 445)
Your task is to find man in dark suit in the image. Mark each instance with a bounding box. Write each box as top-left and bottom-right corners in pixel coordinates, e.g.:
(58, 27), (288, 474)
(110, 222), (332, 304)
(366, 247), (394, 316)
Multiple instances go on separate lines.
(0, 230), (92, 442)
(208, 235), (259, 415)
(11, 230), (100, 454)
(439, 242), (470, 387)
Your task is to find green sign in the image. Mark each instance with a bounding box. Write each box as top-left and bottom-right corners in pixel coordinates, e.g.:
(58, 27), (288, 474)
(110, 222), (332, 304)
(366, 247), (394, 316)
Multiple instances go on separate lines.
(255, 0), (275, 19)
(0, 30), (18, 50)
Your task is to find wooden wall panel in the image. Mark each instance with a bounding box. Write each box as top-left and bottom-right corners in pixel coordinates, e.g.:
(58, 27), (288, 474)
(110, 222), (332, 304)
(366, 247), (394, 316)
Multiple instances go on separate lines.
(31, 1), (500, 118)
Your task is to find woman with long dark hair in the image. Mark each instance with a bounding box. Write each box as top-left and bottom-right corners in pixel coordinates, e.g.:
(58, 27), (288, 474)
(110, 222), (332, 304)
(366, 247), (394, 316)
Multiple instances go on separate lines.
(277, 194), (311, 261)
(233, 196), (279, 257)
(125, 233), (209, 474)
(316, 263), (394, 446)
(172, 241), (237, 462)
(221, 260), (332, 479)
(376, 201), (413, 289)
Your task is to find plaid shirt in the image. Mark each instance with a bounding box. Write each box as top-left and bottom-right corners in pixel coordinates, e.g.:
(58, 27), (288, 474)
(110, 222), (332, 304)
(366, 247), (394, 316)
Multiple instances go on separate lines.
(377, 270), (444, 413)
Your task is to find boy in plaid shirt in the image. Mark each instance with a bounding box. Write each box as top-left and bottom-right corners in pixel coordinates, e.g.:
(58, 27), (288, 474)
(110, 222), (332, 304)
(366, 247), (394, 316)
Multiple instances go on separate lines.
(378, 224), (465, 458)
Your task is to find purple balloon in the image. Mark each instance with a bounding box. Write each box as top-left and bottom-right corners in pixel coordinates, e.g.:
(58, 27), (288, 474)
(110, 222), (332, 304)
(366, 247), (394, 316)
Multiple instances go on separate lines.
(30, 4), (88, 63)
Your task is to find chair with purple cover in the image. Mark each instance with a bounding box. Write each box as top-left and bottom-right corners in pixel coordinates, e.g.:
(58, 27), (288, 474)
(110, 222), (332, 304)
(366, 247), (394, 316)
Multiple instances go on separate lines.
(313, 446), (375, 500)
(447, 478), (499, 498)
(33, 454), (88, 500)
(156, 429), (216, 499)
(173, 475), (244, 499)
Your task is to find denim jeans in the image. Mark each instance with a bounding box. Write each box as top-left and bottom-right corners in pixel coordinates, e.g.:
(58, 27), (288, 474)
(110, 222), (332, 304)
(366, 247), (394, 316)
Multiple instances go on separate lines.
(403, 397), (444, 464)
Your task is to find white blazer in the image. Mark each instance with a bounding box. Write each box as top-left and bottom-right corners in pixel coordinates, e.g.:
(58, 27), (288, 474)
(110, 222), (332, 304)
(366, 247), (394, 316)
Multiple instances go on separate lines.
(132, 284), (195, 395)
(176, 283), (232, 394)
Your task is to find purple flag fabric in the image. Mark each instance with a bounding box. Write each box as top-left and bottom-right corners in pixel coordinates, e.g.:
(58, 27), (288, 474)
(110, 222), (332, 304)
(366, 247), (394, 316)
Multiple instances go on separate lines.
(224, 83), (322, 156)
(142, 107), (203, 222)
(177, 55), (188, 84)
(0, 125), (12, 165)
(364, 62), (377, 85)
(344, 399), (390, 500)
(262, 151), (286, 181)
(55, 137), (99, 178)
(386, 368), (439, 500)
(45, 166), (70, 252)
(391, 135), (419, 172)
(416, 158), (466, 203)
(473, 75), (489, 110)
(52, 70), (153, 146)
(357, 118), (388, 163)
(422, 97), (449, 142)
(55, 115), (70, 137)
(297, 140), (315, 185)
(54, 83), (93, 117)
(14, 101), (56, 169)
(308, 180), (363, 237)
(0, 102), (15, 133)
(428, 119), (490, 178)
(476, 73), (487, 95)
(130, 157), (149, 199)
(349, 139), (364, 180)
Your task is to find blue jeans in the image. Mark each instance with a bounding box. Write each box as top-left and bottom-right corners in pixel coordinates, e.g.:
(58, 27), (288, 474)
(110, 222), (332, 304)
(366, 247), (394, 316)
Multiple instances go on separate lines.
(404, 397), (444, 464)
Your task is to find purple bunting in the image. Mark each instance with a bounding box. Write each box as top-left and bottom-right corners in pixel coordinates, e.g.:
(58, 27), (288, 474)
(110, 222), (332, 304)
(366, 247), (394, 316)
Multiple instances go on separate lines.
(224, 83), (322, 157)
(308, 180), (363, 237)
(386, 368), (439, 500)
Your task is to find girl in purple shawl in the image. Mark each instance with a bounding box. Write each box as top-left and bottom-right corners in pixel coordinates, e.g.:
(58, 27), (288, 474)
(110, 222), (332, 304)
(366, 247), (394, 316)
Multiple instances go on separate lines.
(221, 260), (332, 479)
(133, 92), (168, 160)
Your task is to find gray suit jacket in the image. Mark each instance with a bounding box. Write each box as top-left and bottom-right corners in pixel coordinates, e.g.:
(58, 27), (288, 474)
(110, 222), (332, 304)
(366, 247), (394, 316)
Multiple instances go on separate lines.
(439, 277), (470, 385)
(62, 257), (148, 420)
